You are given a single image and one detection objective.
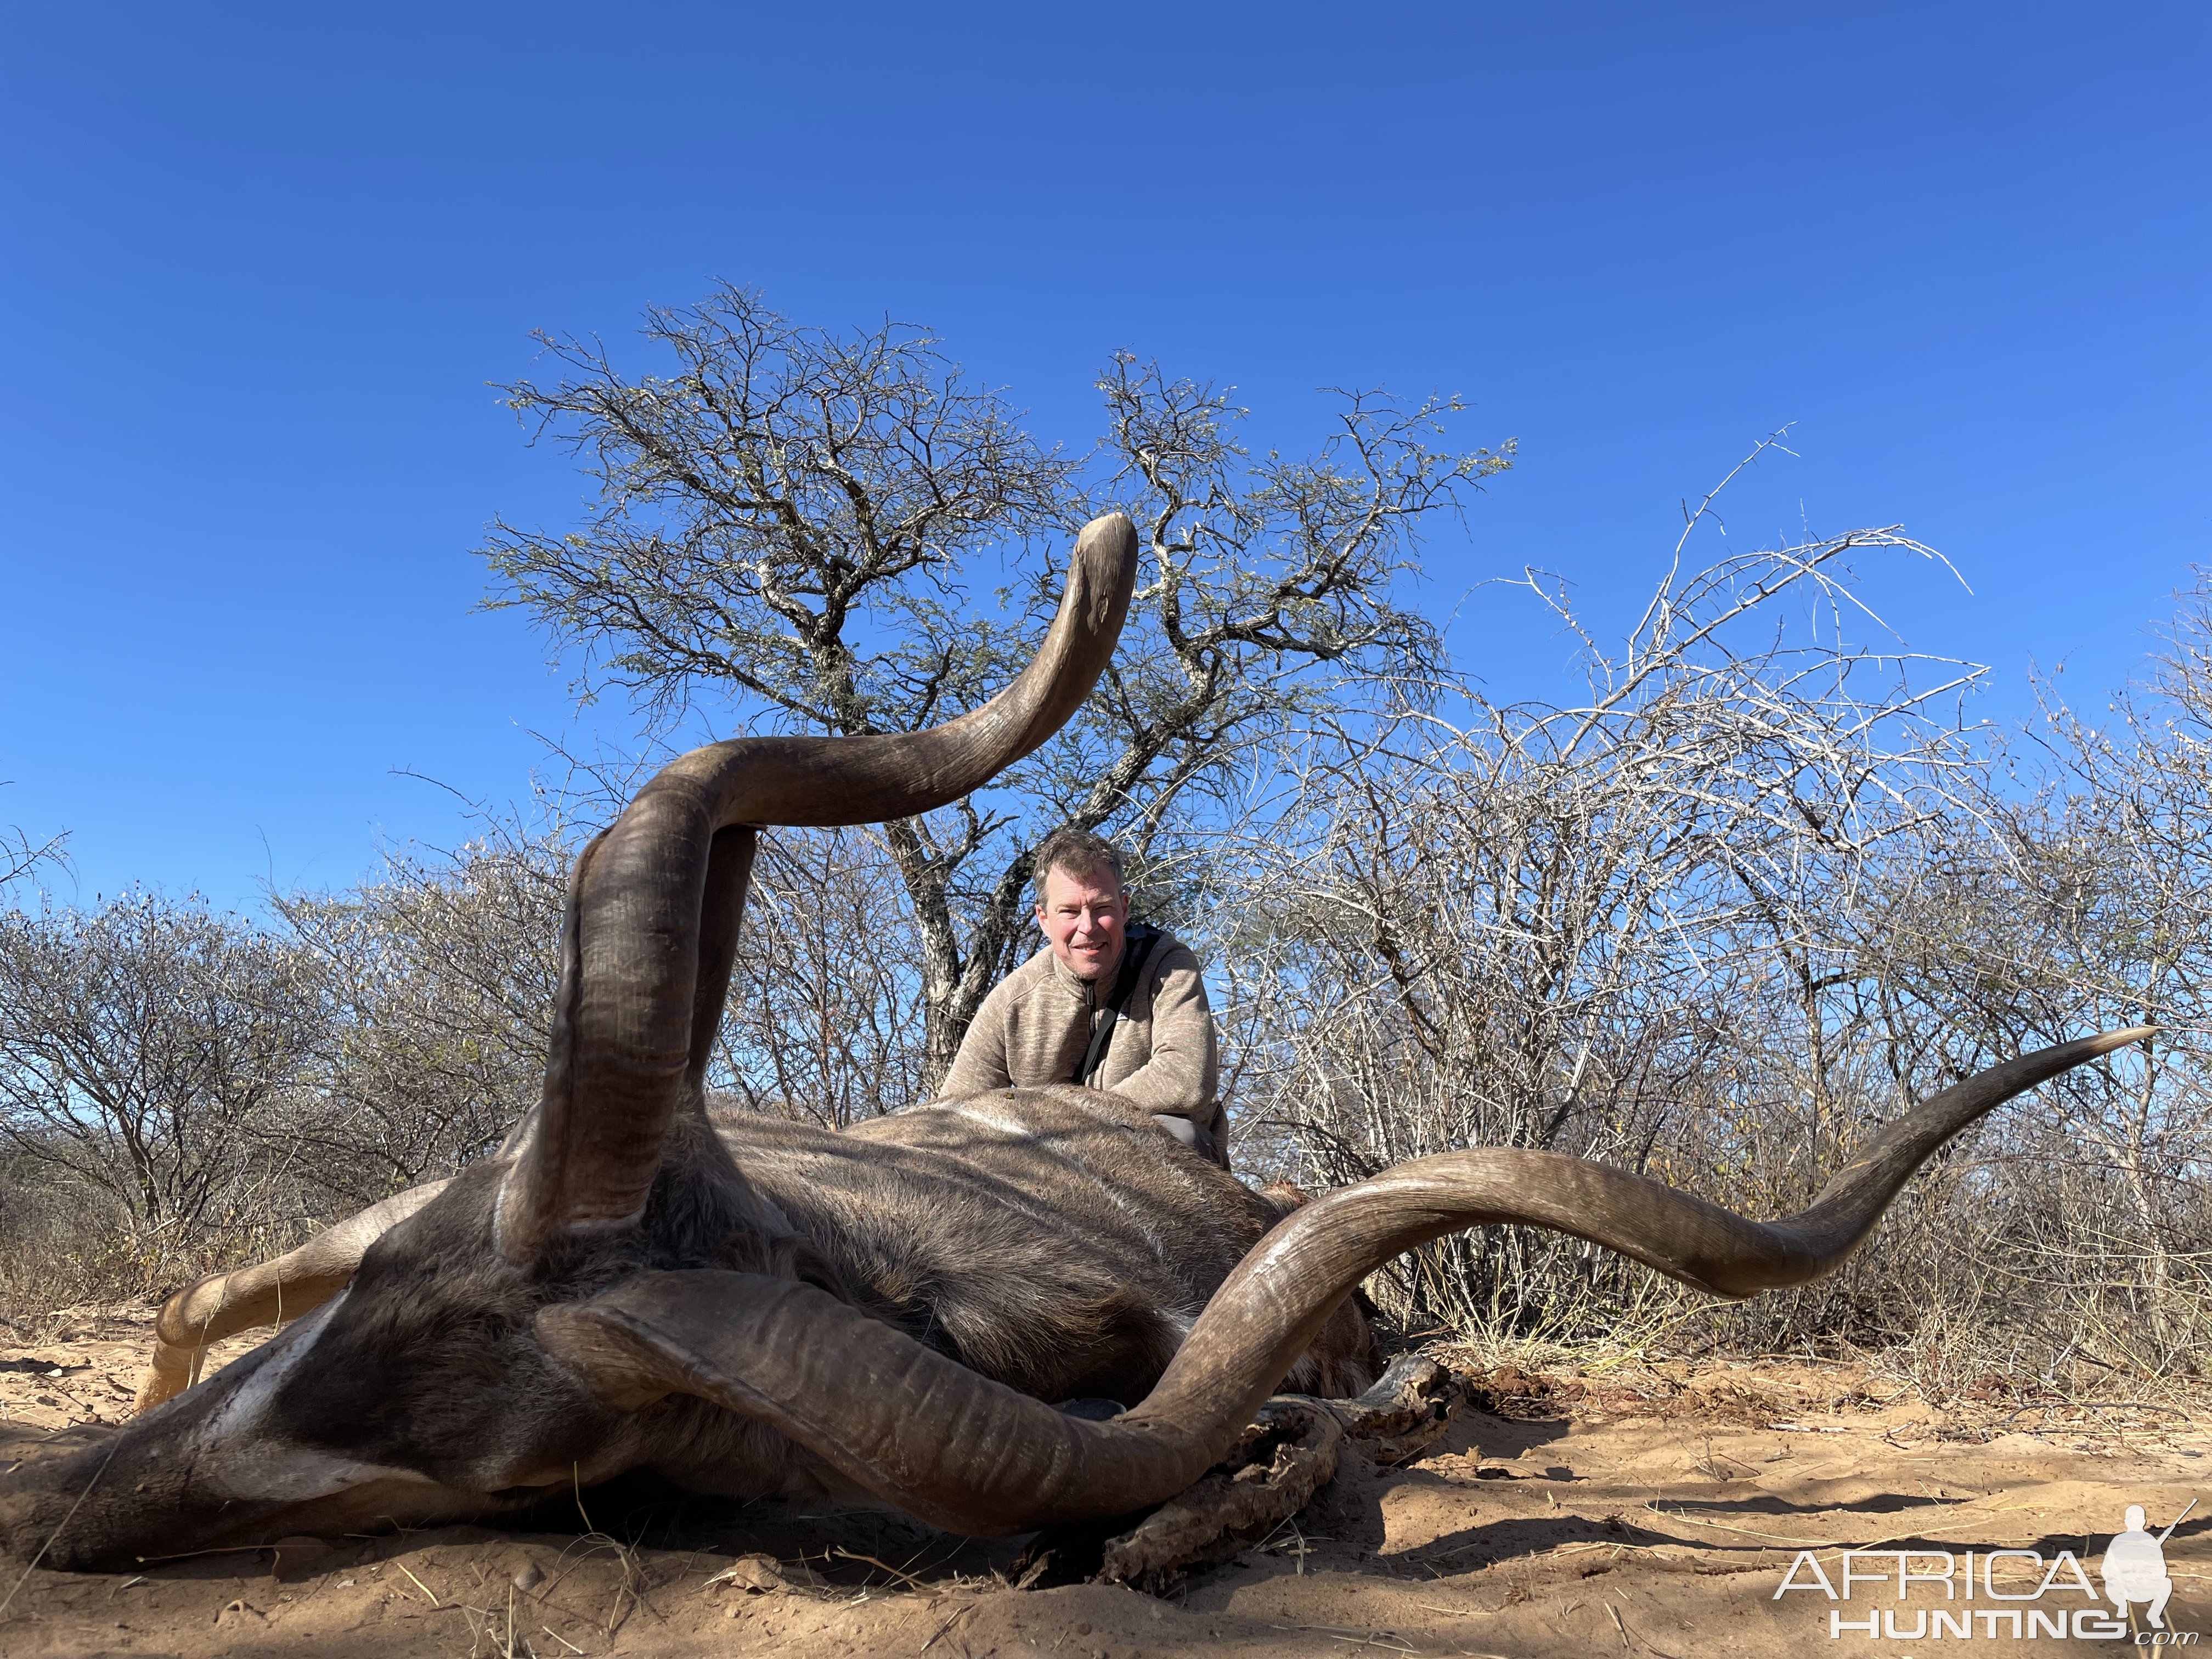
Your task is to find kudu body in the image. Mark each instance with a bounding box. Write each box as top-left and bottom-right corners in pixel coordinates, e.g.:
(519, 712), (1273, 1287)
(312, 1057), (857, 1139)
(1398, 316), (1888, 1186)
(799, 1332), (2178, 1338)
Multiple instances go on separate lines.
(0, 514), (2148, 1571)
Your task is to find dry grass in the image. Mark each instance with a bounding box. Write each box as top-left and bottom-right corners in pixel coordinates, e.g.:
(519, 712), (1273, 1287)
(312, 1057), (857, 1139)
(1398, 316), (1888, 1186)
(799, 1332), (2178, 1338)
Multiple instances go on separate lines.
(0, 1172), (319, 1339)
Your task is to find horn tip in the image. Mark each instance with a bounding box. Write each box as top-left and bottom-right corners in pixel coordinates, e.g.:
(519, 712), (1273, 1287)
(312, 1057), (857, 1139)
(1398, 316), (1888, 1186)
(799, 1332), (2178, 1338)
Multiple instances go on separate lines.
(2088, 1024), (2158, 1054)
(1075, 510), (1139, 567)
(1066, 513), (1139, 630)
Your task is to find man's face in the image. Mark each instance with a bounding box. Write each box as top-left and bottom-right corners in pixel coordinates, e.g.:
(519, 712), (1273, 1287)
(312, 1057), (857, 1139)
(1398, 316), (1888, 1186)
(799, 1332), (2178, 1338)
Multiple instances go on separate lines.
(1035, 859), (1128, 984)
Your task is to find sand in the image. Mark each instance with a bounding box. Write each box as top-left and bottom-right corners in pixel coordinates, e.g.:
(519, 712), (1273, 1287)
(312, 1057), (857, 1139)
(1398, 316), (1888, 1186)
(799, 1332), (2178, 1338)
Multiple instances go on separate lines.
(4, 1310), (2207, 1657)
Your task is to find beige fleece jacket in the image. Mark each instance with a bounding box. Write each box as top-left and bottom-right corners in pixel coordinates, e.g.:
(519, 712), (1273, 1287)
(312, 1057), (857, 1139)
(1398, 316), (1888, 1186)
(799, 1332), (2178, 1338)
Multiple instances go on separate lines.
(939, 929), (1226, 1163)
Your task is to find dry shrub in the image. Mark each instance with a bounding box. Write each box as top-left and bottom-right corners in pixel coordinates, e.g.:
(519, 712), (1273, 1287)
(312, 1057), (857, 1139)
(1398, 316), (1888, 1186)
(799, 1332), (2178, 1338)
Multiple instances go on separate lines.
(1211, 488), (2212, 1387)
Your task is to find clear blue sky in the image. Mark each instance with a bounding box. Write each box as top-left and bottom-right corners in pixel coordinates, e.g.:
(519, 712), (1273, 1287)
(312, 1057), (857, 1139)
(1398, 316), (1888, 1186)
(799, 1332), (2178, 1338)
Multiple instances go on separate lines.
(3, 3), (2205, 911)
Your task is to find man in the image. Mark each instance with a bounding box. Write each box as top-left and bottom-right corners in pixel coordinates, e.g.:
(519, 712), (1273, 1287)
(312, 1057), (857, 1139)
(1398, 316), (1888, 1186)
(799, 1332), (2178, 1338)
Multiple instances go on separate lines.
(939, 826), (1228, 1166)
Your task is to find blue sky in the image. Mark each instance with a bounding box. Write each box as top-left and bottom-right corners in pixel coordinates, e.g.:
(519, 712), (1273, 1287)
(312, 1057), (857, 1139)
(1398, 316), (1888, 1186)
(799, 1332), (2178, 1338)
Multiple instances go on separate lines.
(2, 3), (2205, 911)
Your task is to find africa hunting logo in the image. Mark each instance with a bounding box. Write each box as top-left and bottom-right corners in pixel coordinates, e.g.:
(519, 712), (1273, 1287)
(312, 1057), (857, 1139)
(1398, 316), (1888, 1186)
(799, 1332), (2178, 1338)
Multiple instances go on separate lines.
(1771, 1502), (2197, 1643)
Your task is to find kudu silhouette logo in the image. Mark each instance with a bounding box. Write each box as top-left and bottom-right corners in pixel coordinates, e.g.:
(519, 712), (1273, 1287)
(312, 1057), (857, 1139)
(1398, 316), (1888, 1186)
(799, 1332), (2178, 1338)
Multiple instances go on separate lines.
(2104, 1501), (2188, 1630)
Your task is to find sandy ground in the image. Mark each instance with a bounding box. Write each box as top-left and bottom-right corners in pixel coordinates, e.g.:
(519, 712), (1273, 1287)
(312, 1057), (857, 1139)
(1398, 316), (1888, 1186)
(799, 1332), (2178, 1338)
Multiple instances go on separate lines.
(4, 1311), (2209, 1657)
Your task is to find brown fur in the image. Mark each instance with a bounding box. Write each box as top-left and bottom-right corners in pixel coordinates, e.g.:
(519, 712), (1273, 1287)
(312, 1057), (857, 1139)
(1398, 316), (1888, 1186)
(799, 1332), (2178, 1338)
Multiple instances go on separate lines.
(1, 1085), (1376, 1570)
(717, 1086), (1347, 1403)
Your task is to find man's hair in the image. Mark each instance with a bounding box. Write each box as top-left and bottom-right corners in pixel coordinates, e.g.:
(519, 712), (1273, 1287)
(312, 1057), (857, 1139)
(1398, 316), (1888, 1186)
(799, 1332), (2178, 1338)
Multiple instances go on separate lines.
(1031, 826), (1126, 903)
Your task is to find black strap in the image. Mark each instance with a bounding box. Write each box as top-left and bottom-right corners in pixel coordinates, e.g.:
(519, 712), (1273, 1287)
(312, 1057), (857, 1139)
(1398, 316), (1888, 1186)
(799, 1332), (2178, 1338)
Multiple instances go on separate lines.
(1076, 924), (1160, 1086)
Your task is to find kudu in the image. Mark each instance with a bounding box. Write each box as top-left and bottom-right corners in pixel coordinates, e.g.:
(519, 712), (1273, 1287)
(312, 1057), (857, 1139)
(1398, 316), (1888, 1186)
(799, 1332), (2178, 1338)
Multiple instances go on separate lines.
(0, 514), (2148, 1572)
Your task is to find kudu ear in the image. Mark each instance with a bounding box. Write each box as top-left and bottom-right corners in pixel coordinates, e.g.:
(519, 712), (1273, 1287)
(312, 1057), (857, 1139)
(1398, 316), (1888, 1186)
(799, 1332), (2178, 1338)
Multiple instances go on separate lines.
(135, 1178), (452, 1412)
(535, 1029), (2149, 1537)
(495, 514), (1143, 1263)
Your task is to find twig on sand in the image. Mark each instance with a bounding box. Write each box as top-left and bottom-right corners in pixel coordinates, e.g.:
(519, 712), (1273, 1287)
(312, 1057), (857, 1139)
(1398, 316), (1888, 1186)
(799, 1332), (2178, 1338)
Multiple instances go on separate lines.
(393, 1559), (446, 1607)
(1267, 1623), (1418, 1652)
(921, 1600), (975, 1651)
(832, 1547), (944, 1598)
(1606, 1599), (1692, 1659)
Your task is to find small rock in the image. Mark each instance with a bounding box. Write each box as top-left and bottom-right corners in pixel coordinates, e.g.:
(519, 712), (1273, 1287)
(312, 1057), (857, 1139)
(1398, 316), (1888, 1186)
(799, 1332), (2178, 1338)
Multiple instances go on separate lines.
(513, 1560), (546, 1593)
(707, 1552), (792, 1593)
(270, 1534), (334, 1581)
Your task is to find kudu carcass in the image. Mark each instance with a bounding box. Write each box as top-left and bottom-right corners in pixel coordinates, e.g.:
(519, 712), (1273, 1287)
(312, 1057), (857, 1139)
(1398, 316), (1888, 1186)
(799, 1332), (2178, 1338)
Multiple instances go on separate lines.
(0, 514), (2148, 1573)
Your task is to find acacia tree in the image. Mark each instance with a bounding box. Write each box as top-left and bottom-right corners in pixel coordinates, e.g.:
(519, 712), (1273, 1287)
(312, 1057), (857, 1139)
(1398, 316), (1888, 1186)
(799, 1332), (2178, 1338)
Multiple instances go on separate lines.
(481, 286), (1511, 1087)
(714, 825), (932, 1125)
